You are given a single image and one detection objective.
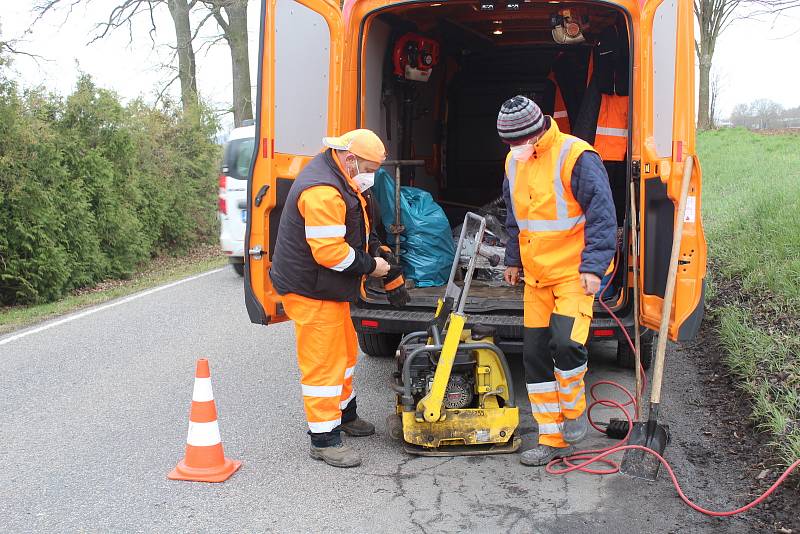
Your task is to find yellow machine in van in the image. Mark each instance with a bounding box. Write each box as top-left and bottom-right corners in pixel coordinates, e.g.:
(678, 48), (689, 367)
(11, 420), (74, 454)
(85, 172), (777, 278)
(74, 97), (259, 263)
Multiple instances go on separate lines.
(245, 0), (706, 373)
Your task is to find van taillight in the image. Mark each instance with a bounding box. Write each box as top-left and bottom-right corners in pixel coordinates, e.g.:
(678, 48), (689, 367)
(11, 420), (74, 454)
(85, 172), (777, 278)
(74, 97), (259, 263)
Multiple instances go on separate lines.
(361, 320), (379, 328)
(218, 174), (227, 214)
(593, 329), (615, 337)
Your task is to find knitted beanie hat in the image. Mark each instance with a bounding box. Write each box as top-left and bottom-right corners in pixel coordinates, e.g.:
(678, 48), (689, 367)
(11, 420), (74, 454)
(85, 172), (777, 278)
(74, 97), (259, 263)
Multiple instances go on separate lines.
(497, 95), (545, 142)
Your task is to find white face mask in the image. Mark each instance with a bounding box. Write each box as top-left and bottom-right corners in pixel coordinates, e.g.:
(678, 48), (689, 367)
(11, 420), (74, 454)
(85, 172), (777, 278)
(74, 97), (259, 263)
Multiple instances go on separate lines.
(350, 158), (375, 192)
(353, 172), (375, 192)
(510, 143), (534, 162)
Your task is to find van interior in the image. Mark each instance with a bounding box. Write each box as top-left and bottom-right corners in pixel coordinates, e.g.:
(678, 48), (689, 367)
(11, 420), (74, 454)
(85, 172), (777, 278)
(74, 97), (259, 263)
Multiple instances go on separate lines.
(359, 1), (632, 314)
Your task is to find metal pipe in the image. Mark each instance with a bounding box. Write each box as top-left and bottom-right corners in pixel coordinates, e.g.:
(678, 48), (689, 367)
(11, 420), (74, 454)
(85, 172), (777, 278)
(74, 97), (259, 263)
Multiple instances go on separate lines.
(399, 331), (428, 346)
(380, 160), (424, 260)
(401, 344), (442, 409)
(382, 160), (426, 166)
(394, 165), (402, 257)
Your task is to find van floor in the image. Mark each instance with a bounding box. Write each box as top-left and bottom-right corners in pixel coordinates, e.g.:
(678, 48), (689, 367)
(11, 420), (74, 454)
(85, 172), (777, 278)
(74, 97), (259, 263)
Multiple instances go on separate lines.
(408, 281), (522, 300)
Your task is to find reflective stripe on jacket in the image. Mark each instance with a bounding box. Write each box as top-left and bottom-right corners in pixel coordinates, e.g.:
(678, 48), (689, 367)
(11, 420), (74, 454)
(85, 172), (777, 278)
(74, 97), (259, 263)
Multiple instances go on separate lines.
(503, 120), (617, 285)
(594, 93), (628, 162)
(270, 150), (376, 302)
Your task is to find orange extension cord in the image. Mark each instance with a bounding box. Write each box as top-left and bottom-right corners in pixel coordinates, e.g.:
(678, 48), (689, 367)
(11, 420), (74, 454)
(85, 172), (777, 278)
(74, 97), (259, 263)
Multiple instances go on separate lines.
(544, 252), (800, 517)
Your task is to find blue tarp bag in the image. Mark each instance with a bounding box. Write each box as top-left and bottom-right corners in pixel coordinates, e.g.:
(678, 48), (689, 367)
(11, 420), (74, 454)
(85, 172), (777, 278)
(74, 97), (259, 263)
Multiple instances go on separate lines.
(372, 169), (455, 287)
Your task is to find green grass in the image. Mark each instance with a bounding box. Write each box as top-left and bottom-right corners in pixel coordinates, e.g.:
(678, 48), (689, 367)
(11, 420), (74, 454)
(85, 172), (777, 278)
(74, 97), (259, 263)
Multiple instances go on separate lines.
(0, 249), (227, 336)
(699, 128), (800, 464)
(699, 129), (800, 304)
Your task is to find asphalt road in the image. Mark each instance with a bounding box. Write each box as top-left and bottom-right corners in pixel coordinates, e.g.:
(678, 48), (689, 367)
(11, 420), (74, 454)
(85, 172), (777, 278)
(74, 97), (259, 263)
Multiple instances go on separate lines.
(0, 267), (755, 533)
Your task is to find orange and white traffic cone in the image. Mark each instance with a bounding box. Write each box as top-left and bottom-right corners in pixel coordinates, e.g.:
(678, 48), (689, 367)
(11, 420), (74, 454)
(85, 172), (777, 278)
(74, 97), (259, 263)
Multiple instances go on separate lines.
(168, 358), (241, 482)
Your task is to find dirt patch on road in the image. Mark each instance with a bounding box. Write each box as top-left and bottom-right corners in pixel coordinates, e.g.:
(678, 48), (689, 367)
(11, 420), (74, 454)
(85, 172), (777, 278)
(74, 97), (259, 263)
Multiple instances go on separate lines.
(683, 318), (800, 532)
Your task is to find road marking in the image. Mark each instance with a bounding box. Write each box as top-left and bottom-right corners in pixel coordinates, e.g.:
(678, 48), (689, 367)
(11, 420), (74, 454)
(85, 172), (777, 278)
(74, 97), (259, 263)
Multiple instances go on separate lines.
(0, 268), (225, 347)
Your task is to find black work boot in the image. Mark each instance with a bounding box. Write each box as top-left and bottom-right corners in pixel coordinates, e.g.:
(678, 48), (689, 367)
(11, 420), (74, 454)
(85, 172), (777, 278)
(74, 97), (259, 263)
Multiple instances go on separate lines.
(520, 444), (575, 467)
(340, 417), (375, 437)
(309, 442), (362, 468)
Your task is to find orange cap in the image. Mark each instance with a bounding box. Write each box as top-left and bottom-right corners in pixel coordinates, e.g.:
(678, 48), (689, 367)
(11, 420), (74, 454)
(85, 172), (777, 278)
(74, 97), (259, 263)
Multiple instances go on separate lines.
(323, 129), (387, 164)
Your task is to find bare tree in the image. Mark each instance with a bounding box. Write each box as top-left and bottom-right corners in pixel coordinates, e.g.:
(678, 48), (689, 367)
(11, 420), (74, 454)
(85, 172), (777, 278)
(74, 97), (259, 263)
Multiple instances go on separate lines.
(199, 0), (252, 126)
(709, 69), (725, 128)
(695, 0), (800, 130)
(167, 0), (199, 110)
(729, 99), (786, 128)
(32, 0), (201, 111)
(751, 98), (783, 129)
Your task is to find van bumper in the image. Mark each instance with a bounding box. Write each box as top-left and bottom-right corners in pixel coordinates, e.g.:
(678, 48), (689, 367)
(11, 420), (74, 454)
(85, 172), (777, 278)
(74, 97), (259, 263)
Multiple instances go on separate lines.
(220, 236), (244, 259)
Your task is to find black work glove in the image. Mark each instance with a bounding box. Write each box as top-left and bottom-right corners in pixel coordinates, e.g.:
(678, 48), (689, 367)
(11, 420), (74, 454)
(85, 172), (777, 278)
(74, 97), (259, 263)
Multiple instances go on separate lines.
(378, 246), (410, 308)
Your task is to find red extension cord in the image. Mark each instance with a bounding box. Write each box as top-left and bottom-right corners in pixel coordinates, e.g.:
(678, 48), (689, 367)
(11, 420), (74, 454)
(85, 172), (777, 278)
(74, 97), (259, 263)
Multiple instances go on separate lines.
(544, 255), (800, 517)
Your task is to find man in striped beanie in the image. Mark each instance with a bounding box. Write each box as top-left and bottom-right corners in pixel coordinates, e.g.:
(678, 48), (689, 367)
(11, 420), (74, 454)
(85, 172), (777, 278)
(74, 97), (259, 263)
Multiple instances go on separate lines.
(499, 95), (617, 466)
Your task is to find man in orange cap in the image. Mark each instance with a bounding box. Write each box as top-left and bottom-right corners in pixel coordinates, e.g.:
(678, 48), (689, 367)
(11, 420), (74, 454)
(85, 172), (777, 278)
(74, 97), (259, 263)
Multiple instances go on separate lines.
(270, 129), (408, 468)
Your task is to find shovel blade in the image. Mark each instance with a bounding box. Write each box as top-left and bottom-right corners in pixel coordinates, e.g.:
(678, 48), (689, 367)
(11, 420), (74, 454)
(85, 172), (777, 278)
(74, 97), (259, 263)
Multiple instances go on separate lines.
(620, 422), (670, 481)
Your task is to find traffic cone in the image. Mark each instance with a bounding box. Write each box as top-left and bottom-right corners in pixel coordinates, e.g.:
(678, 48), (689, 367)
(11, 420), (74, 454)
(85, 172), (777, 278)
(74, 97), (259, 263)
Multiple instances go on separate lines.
(168, 358), (241, 482)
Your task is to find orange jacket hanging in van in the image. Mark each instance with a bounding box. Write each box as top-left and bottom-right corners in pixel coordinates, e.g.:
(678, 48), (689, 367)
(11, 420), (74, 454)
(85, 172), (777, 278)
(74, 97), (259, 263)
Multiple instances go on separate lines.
(594, 93), (628, 162)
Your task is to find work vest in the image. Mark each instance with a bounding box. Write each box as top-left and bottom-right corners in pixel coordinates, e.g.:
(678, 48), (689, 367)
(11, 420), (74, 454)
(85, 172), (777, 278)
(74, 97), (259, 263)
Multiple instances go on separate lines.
(594, 93), (628, 162)
(270, 150), (369, 303)
(548, 72), (570, 134)
(505, 121), (595, 287)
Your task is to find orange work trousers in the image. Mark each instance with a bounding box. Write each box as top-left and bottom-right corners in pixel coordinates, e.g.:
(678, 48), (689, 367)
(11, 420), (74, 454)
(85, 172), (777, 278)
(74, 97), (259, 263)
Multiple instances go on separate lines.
(523, 278), (593, 448)
(282, 293), (358, 436)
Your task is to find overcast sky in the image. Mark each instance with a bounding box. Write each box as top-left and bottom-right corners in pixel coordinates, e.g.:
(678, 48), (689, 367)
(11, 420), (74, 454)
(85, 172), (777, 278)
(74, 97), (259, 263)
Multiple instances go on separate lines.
(1, 1), (799, 133)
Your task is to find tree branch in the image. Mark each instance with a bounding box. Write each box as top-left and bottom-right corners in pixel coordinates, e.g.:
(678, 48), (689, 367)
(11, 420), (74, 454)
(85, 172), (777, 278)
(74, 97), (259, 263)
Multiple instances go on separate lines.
(195, 33), (227, 56)
(190, 10), (216, 43)
(200, 1), (230, 35)
(154, 73), (180, 107)
(0, 40), (48, 64)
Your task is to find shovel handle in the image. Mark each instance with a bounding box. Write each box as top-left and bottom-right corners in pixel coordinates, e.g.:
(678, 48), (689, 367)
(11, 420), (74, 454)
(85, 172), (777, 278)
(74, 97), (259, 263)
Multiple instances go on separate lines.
(650, 156), (694, 405)
(629, 181), (643, 419)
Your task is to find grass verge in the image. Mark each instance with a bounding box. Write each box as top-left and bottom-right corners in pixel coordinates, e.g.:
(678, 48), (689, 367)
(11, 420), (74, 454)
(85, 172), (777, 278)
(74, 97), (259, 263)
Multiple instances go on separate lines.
(0, 245), (228, 336)
(699, 128), (800, 465)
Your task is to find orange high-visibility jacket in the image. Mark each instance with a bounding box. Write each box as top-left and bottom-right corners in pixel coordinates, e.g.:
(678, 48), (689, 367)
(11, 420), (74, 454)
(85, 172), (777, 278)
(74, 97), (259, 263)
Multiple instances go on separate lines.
(503, 120), (616, 287)
(594, 93), (628, 162)
(270, 150), (377, 302)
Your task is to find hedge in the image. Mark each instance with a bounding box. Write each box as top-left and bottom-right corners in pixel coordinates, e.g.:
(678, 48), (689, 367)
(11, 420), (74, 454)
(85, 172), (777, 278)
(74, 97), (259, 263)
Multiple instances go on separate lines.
(0, 73), (220, 305)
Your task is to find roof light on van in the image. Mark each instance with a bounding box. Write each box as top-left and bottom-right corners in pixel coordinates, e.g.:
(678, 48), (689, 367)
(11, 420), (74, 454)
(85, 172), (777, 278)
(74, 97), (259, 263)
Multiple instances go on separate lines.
(493, 29), (503, 35)
(430, 2), (442, 5)
(480, 2), (495, 11)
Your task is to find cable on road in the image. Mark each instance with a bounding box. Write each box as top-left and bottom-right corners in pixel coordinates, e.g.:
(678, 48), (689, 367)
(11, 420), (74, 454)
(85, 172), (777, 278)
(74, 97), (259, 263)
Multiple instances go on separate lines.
(543, 285), (800, 517)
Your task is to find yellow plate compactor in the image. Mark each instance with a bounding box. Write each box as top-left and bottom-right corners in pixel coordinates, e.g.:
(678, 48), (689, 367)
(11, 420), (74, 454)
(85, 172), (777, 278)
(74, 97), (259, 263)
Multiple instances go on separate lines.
(389, 212), (521, 456)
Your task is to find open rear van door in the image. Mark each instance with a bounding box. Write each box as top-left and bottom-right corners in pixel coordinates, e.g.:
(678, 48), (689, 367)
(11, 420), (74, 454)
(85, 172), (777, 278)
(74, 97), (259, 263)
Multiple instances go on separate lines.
(245, 0), (344, 325)
(638, 0), (708, 341)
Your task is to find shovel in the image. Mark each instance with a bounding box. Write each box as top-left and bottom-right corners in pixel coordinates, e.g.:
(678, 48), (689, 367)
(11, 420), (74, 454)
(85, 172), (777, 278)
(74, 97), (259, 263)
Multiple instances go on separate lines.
(621, 155), (694, 481)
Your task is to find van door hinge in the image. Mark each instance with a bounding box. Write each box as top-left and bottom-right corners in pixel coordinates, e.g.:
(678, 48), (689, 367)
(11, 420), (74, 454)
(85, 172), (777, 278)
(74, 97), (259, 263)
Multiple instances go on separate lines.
(248, 245), (263, 260)
(631, 160), (641, 179)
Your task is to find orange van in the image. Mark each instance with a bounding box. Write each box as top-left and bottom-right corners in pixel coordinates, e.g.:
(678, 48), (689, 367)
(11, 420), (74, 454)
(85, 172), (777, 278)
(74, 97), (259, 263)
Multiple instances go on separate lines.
(245, 0), (707, 368)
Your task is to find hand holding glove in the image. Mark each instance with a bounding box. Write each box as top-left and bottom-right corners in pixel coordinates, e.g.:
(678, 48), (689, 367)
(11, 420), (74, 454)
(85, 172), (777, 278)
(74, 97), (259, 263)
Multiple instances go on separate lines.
(378, 246), (410, 308)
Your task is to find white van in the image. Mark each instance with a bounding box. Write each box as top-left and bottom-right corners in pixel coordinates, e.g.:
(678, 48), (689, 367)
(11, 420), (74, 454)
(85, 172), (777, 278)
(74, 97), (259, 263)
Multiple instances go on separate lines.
(219, 122), (256, 275)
